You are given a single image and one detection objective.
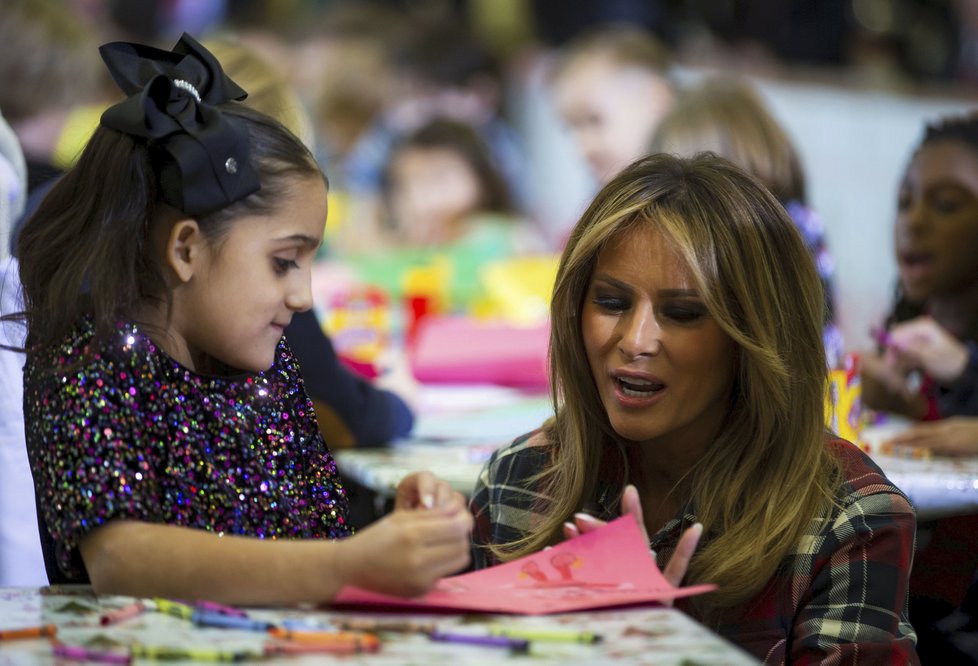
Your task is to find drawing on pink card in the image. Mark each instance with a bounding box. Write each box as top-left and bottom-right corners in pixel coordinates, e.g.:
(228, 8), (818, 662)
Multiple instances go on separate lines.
(333, 516), (716, 615)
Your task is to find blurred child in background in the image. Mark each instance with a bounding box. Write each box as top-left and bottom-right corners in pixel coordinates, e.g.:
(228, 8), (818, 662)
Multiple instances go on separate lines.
(650, 77), (843, 367)
(339, 118), (546, 314)
(549, 24), (675, 186)
(860, 112), (978, 662)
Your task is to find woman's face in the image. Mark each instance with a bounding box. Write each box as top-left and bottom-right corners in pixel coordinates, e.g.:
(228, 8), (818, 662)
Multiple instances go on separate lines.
(581, 224), (736, 452)
(896, 140), (978, 303)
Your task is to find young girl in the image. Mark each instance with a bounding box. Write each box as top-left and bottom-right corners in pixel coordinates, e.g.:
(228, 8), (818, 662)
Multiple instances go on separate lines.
(342, 118), (545, 311)
(470, 153), (918, 662)
(862, 113), (978, 423)
(15, 34), (471, 604)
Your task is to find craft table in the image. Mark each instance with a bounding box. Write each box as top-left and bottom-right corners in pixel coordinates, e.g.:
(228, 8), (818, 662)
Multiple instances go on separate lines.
(0, 586), (759, 664)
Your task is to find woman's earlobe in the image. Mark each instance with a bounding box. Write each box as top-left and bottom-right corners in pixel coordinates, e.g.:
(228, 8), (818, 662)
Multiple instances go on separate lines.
(166, 218), (202, 283)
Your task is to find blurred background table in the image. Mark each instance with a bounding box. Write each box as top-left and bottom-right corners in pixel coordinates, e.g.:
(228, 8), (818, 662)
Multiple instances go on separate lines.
(334, 384), (552, 501)
(338, 391), (978, 526)
(0, 586), (759, 665)
(861, 417), (978, 522)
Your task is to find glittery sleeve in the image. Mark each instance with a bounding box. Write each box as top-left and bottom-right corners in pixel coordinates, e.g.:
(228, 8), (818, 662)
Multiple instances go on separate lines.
(24, 324), (167, 577)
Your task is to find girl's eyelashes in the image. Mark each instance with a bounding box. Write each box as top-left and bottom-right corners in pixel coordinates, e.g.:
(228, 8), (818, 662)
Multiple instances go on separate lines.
(273, 257), (300, 274)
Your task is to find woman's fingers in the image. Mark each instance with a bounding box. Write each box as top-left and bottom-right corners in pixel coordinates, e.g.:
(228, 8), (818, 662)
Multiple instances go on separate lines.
(662, 523), (703, 587)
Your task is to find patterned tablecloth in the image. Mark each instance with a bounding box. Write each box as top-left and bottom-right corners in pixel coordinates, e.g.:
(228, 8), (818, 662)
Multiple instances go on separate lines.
(0, 586), (758, 665)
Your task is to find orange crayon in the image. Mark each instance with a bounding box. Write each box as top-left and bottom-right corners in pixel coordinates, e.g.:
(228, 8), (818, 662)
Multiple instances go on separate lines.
(0, 624), (57, 640)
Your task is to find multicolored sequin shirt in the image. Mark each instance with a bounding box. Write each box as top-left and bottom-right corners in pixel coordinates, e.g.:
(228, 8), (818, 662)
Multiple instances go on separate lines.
(24, 318), (351, 582)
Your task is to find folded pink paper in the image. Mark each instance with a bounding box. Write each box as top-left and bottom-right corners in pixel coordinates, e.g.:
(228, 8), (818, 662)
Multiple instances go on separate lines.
(333, 515), (715, 615)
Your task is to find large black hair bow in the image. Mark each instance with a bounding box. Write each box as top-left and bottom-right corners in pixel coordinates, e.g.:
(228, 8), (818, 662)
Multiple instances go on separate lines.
(99, 33), (260, 215)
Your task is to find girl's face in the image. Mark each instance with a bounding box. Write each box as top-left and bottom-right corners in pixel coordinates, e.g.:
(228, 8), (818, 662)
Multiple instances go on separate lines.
(896, 140), (978, 303)
(553, 56), (673, 185)
(169, 175), (327, 373)
(388, 146), (482, 245)
(581, 225), (736, 453)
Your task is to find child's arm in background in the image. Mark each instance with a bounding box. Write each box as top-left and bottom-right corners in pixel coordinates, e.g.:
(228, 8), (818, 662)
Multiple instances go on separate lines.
(79, 473), (471, 605)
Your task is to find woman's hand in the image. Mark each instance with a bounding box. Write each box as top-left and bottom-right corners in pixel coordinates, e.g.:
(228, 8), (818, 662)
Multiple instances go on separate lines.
(883, 417), (978, 457)
(560, 484), (702, 589)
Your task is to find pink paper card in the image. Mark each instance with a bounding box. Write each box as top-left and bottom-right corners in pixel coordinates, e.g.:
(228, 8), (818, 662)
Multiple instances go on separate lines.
(333, 516), (715, 615)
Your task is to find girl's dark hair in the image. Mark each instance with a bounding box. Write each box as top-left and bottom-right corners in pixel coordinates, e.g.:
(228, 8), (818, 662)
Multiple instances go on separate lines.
(16, 104), (322, 361)
(384, 117), (514, 216)
(889, 113), (978, 340)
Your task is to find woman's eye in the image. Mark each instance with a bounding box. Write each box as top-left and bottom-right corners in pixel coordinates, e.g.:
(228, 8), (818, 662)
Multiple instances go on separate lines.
(273, 258), (299, 274)
(593, 296), (628, 312)
(896, 191), (911, 212)
(662, 305), (706, 323)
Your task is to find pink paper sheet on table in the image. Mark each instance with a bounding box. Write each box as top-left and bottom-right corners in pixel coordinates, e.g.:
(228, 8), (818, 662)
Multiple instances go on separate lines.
(409, 316), (549, 389)
(333, 516), (716, 615)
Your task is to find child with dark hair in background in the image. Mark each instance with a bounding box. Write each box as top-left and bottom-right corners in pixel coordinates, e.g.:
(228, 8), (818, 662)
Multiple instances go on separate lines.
(650, 77), (843, 367)
(14, 34), (471, 603)
(342, 117), (546, 312)
(860, 112), (978, 662)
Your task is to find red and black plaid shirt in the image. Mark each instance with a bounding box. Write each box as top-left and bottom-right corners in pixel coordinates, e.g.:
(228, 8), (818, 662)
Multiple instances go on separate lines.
(470, 432), (919, 665)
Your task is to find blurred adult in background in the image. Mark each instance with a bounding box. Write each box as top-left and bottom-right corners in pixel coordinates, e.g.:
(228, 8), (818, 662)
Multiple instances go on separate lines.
(548, 24), (675, 186)
(650, 77), (843, 367)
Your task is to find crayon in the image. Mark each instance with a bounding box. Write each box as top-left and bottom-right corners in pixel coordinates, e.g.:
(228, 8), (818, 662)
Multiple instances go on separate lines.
(52, 644), (132, 665)
(332, 618), (435, 634)
(99, 601), (146, 626)
(131, 644), (258, 662)
(195, 600), (248, 618)
(192, 610), (271, 632)
(264, 640), (361, 656)
(0, 624), (57, 640)
(429, 630), (529, 652)
(152, 598), (195, 621)
(489, 625), (603, 643)
(268, 627), (380, 651)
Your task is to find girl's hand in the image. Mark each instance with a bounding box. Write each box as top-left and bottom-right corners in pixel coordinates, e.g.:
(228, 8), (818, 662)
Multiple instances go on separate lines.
(394, 471), (463, 511)
(335, 505), (473, 597)
(859, 350), (928, 418)
(887, 316), (970, 383)
(883, 417), (978, 457)
(560, 484), (703, 589)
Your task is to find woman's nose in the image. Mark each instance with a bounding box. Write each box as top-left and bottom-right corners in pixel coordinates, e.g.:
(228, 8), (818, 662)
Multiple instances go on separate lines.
(618, 306), (661, 359)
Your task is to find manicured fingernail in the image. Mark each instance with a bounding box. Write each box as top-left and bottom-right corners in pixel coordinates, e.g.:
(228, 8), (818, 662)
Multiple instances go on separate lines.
(422, 494), (434, 509)
(574, 513), (599, 523)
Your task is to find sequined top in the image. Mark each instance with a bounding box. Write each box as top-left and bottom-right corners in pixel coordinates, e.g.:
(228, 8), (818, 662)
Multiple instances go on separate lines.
(24, 318), (351, 581)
